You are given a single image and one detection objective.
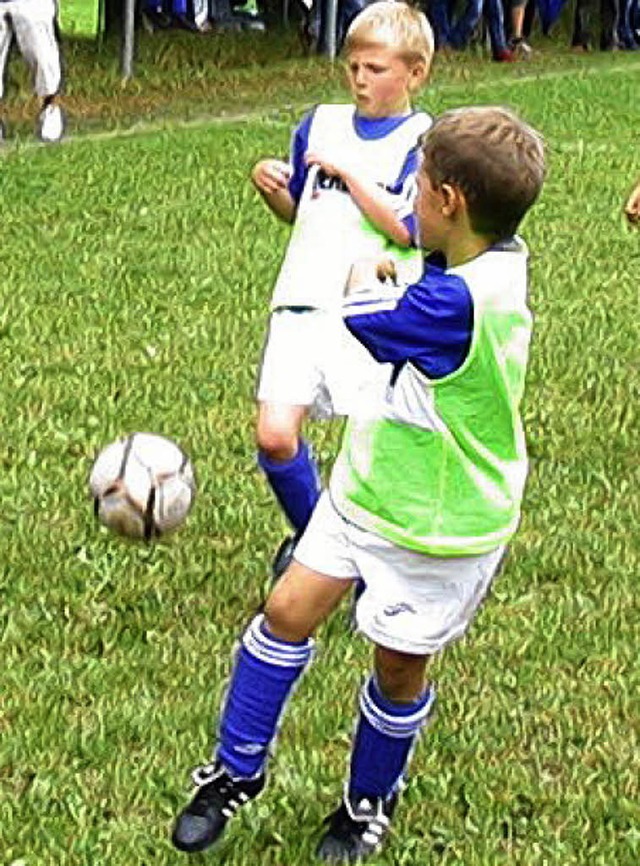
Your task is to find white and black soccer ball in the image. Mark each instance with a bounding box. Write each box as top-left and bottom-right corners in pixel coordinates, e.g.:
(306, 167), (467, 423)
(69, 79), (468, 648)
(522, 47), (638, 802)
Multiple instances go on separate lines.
(89, 433), (196, 540)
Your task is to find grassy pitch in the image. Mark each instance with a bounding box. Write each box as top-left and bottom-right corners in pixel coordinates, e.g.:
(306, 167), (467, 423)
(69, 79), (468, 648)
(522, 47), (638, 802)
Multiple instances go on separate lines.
(0, 46), (639, 865)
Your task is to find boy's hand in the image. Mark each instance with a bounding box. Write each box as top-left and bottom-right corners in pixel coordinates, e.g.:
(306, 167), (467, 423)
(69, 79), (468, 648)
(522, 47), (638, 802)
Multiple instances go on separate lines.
(251, 159), (292, 195)
(375, 258), (398, 284)
(624, 181), (640, 226)
(305, 151), (350, 181)
(346, 256), (399, 295)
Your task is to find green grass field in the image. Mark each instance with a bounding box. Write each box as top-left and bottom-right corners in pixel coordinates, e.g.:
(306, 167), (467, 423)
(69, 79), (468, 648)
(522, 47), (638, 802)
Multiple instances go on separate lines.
(1, 31), (639, 866)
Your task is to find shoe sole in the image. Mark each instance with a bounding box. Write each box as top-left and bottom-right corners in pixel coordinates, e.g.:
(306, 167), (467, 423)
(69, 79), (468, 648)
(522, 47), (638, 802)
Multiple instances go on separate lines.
(171, 831), (223, 853)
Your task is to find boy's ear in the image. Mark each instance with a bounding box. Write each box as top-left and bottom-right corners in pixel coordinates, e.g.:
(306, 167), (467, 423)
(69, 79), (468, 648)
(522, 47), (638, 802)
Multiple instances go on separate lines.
(441, 183), (465, 217)
(409, 60), (428, 91)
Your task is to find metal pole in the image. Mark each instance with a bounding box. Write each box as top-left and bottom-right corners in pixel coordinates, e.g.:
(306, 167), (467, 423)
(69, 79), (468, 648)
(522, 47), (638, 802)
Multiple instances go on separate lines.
(324, 0), (338, 58)
(121, 0), (136, 78)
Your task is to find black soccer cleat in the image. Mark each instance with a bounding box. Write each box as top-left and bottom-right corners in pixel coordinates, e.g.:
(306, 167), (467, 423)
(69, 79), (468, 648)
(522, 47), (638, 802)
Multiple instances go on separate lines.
(315, 790), (398, 863)
(271, 533), (300, 582)
(171, 761), (265, 853)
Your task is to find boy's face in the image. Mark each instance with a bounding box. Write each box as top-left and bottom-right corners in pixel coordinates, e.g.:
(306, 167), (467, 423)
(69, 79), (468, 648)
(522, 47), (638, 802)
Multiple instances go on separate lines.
(345, 44), (425, 118)
(415, 168), (449, 250)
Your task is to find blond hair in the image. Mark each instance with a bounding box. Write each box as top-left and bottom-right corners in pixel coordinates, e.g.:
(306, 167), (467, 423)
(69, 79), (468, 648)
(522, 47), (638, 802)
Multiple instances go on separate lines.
(421, 105), (546, 240)
(343, 1), (434, 66)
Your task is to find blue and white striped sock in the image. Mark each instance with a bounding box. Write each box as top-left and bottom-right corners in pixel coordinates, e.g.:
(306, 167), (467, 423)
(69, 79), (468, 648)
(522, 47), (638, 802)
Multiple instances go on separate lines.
(216, 614), (314, 779)
(349, 675), (436, 800)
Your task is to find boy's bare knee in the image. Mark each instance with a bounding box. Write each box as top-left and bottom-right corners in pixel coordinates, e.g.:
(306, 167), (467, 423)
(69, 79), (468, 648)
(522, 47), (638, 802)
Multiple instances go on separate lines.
(264, 562), (352, 644)
(257, 431), (299, 462)
(374, 645), (430, 703)
(263, 588), (309, 643)
(256, 420), (299, 462)
(256, 403), (307, 461)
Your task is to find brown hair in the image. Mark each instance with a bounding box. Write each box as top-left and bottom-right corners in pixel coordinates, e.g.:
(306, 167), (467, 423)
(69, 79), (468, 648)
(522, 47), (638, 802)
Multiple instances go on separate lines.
(420, 106), (546, 240)
(343, 1), (434, 67)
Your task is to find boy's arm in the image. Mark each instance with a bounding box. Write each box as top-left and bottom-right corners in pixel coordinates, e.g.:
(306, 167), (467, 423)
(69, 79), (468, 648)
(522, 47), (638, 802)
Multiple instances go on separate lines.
(305, 153), (413, 247)
(342, 265), (473, 378)
(251, 159), (296, 224)
(250, 110), (315, 225)
(624, 180), (640, 225)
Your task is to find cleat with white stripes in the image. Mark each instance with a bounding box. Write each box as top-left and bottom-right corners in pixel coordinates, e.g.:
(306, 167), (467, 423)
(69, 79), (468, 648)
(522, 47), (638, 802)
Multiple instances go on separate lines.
(171, 761), (265, 853)
(316, 790), (398, 863)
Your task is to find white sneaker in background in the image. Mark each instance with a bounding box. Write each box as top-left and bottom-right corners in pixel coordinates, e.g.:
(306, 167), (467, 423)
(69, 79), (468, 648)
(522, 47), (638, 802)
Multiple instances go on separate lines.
(39, 104), (64, 143)
(509, 37), (533, 58)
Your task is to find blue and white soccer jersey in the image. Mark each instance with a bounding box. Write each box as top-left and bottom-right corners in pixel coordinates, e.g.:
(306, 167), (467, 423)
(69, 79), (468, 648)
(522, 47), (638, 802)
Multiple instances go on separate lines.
(256, 104), (432, 417)
(294, 246), (528, 653)
(0, 0), (61, 100)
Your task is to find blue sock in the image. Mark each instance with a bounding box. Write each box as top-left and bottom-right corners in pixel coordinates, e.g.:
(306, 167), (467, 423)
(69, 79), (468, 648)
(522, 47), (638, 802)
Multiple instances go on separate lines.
(216, 615), (314, 778)
(349, 676), (436, 800)
(257, 440), (321, 532)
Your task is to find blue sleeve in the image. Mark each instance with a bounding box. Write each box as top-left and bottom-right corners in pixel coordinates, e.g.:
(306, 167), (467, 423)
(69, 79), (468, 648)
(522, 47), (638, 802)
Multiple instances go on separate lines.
(343, 265), (473, 379)
(288, 108), (316, 205)
(387, 145), (420, 196)
(402, 212), (418, 247)
(389, 146), (421, 247)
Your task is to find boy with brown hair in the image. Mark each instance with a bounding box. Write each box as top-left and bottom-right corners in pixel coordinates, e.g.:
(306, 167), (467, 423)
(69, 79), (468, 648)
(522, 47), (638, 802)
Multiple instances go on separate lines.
(250, 1), (433, 578)
(171, 105), (545, 863)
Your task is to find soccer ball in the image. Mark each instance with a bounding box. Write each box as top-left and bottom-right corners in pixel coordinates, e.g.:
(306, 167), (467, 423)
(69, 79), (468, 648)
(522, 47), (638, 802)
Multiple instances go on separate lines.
(89, 433), (196, 540)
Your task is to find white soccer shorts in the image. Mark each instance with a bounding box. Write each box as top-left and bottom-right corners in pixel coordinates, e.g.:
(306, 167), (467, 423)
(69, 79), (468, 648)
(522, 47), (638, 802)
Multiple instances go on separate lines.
(256, 308), (388, 419)
(0, 0), (61, 99)
(294, 491), (506, 656)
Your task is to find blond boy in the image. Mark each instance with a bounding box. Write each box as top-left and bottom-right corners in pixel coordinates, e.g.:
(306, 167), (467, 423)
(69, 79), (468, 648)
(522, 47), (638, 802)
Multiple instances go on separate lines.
(172, 106), (545, 863)
(251, 1), (434, 577)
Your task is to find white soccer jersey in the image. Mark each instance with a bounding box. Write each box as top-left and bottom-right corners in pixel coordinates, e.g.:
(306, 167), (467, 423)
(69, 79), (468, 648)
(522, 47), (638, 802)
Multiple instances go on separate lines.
(269, 104), (432, 312)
